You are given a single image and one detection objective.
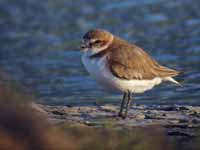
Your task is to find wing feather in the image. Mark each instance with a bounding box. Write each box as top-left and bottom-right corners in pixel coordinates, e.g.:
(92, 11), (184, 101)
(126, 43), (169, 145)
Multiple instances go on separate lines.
(108, 38), (179, 80)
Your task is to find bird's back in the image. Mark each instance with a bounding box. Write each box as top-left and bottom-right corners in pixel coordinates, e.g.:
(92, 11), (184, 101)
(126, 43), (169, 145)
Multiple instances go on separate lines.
(108, 37), (180, 81)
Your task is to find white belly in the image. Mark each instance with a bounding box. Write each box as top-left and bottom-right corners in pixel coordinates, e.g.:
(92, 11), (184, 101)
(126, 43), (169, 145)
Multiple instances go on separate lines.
(81, 54), (162, 93)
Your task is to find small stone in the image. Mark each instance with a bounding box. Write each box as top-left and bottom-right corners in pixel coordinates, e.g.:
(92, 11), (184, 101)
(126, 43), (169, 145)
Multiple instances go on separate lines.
(178, 118), (189, 123)
(52, 110), (64, 116)
(135, 114), (145, 120)
(100, 105), (117, 112)
(191, 119), (200, 124)
(167, 130), (194, 137)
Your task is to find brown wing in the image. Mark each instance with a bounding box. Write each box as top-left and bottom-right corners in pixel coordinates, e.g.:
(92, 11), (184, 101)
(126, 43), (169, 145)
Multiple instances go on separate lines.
(109, 40), (179, 80)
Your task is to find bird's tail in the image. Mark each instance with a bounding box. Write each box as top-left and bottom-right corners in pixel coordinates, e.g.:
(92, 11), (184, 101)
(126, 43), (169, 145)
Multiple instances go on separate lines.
(164, 77), (183, 87)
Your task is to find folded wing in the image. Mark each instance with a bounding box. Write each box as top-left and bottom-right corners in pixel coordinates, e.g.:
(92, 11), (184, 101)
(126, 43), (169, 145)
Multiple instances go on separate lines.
(109, 42), (179, 80)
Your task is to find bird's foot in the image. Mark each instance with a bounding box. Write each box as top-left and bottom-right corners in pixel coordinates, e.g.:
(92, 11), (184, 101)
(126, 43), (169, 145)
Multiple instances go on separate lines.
(118, 112), (127, 119)
(118, 112), (123, 117)
(122, 114), (127, 119)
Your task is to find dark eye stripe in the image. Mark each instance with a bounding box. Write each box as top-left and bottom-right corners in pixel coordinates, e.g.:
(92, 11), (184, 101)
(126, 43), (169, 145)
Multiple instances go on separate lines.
(94, 40), (101, 44)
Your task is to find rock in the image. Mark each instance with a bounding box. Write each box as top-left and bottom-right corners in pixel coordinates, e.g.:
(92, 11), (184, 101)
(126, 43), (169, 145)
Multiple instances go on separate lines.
(30, 103), (48, 115)
(100, 104), (118, 112)
(167, 128), (195, 137)
(52, 110), (65, 116)
(135, 113), (146, 120)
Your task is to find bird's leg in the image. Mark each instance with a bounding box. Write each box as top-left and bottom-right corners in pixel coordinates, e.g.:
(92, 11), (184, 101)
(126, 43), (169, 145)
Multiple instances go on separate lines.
(118, 92), (127, 117)
(123, 91), (132, 119)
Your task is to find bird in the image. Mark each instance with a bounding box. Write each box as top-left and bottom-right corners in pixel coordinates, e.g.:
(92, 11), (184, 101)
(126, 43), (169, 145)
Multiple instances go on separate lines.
(80, 28), (181, 119)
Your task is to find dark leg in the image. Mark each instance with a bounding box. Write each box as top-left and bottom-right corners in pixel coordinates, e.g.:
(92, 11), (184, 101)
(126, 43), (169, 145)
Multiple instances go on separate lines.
(123, 91), (132, 119)
(118, 92), (127, 117)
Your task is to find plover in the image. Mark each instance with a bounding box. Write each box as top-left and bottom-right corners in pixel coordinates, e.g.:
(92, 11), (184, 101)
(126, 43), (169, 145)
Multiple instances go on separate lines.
(80, 29), (181, 118)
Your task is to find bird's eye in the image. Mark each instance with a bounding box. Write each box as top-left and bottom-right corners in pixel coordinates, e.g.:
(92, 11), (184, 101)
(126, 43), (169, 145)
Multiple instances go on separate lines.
(94, 40), (101, 44)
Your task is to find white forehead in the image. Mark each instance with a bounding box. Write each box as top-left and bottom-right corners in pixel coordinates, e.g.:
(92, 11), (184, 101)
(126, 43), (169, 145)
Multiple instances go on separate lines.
(82, 38), (98, 44)
(89, 38), (98, 42)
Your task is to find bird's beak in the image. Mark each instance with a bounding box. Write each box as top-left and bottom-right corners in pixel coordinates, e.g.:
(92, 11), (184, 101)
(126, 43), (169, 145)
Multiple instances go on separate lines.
(80, 41), (89, 51)
(80, 43), (87, 51)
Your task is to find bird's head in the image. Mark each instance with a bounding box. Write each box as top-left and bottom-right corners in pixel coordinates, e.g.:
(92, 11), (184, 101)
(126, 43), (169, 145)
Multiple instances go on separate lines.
(80, 29), (113, 55)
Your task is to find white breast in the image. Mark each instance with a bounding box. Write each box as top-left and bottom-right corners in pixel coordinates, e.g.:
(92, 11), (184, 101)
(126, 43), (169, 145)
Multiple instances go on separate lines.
(82, 53), (117, 91)
(81, 53), (163, 93)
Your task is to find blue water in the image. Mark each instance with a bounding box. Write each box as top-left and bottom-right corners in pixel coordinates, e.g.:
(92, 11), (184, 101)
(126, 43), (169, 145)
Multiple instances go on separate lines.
(0, 0), (200, 105)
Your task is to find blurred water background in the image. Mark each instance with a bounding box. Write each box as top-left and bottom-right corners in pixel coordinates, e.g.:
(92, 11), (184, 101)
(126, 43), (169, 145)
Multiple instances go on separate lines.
(0, 0), (200, 105)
